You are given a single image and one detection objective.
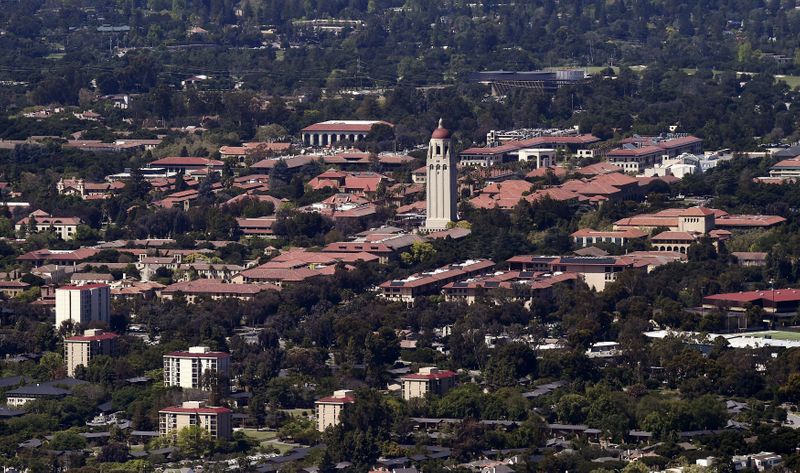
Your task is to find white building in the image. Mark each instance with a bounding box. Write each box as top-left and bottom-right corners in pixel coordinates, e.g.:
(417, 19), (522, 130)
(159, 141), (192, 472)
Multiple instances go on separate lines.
(14, 210), (82, 240)
(55, 284), (111, 328)
(641, 153), (720, 179)
(425, 119), (458, 231)
(315, 389), (355, 432)
(301, 120), (393, 147)
(163, 346), (231, 391)
(517, 148), (557, 169)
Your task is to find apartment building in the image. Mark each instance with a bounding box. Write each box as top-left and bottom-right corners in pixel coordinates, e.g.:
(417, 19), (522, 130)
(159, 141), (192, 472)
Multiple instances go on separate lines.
(159, 401), (232, 439)
(163, 346), (231, 391)
(55, 284), (111, 328)
(315, 390), (356, 432)
(400, 367), (456, 401)
(64, 329), (119, 377)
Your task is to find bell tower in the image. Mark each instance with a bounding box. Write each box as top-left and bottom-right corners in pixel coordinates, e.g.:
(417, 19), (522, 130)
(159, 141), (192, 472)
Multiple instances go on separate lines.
(425, 119), (458, 231)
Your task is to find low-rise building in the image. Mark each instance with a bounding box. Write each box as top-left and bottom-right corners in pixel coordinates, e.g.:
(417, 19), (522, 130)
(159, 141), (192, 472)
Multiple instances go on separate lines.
(17, 248), (100, 268)
(0, 280), (30, 298)
(769, 157), (800, 179)
(570, 229), (648, 247)
(6, 384), (69, 407)
(301, 120), (393, 147)
(378, 259), (495, 304)
(400, 367), (457, 400)
(459, 134), (599, 167)
(703, 289), (800, 315)
(64, 329), (119, 377)
(606, 135), (703, 173)
(548, 256), (636, 291)
(159, 279), (277, 303)
(163, 346), (231, 391)
(613, 207), (786, 233)
(15, 210), (83, 240)
(146, 156), (224, 174)
(732, 252), (768, 267)
(159, 401), (232, 439)
(315, 390), (356, 432)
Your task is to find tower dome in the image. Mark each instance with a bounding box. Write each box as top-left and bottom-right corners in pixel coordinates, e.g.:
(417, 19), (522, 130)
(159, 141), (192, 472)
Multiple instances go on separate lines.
(431, 118), (450, 139)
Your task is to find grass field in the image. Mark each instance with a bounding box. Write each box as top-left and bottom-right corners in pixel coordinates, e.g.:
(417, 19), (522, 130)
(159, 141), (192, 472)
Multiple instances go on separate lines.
(239, 428), (298, 453)
(745, 330), (800, 341)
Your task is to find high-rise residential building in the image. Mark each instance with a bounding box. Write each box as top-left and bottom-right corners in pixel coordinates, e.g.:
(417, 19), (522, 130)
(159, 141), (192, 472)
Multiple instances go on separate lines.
(314, 389), (355, 432)
(64, 329), (119, 377)
(163, 346), (230, 391)
(400, 367), (457, 400)
(55, 284), (110, 328)
(159, 401), (232, 439)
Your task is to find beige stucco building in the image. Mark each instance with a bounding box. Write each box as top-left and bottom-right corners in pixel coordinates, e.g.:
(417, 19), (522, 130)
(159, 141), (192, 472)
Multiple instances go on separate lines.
(159, 401), (232, 439)
(64, 329), (118, 377)
(314, 389), (355, 432)
(400, 367), (456, 401)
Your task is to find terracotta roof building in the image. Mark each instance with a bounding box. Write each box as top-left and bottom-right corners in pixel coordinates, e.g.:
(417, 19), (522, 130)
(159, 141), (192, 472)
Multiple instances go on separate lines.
(159, 279), (278, 303)
(315, 390), (356, 432)
(378, 259), (495, 304)
(64, 329), (119, 377)
(400, 367), (457, 401)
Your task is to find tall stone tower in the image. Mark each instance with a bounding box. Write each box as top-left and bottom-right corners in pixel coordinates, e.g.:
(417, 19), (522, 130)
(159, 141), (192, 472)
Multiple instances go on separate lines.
(425, 119), (458, 230)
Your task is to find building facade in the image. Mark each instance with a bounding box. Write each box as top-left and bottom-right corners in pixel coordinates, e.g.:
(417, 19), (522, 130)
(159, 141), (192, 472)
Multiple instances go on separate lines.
(301, 120), (393, 147)
(425, 119), (458, 230)
(15, 210), (82, 240)
(55, 284), (111, 328)
(64, 329), (119, 377)
(400, 367), (457, 400)
(159, 401), (232, 439)
(315, 389), (355, 432)
(163, 346), (231, 391)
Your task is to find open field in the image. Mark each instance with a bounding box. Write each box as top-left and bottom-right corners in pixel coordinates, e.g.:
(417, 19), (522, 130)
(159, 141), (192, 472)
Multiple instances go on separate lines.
(744, 330), (800, 341)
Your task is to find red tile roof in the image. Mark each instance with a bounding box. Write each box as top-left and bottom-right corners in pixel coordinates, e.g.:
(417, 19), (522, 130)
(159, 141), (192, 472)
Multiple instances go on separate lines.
(149, 156), (224, 167)
(302, 120), (393, 132)
(57, 284), (110, 290)
(315, 395), (356, 404)
(159, 405), (232, 414)
(162, 280), (278, 296)
(704, 289), (800, 304)
(65, 332), (119, 342)
(401, 370), (457, 380)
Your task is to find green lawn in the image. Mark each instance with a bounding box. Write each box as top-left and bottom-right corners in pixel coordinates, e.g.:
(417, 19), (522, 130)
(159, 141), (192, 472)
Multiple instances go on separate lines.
(240, 428), (298, 453)
(241, 428), (278, 442)
(746, 330), (800, 341)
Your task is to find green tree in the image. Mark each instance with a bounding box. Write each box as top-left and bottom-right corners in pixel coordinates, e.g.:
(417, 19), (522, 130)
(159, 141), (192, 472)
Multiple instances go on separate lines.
(400, 240), (436, 265)
(49, 431), (87, 451)
(175, 425), (213, 458)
